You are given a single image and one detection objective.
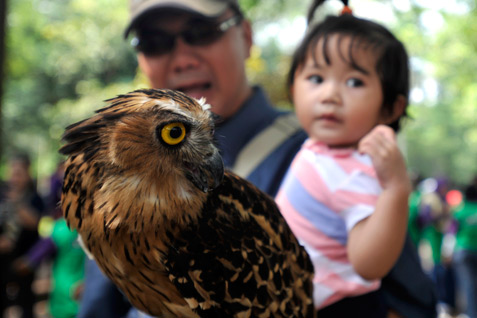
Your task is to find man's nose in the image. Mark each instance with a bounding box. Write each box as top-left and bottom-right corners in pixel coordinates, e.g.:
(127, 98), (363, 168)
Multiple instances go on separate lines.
(170, 37), (200, 73)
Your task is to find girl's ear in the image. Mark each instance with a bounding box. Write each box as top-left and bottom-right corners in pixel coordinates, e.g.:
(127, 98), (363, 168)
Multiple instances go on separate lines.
(381, 94), (407, 125)
(289, 84), (295, 101)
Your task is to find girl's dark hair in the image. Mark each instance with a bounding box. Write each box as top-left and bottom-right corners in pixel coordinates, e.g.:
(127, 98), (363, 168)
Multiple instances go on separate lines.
(288, 0), (410, 132)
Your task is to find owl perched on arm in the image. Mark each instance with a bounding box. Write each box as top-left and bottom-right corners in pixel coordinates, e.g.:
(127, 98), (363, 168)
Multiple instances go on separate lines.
(60, 89), (315, 318)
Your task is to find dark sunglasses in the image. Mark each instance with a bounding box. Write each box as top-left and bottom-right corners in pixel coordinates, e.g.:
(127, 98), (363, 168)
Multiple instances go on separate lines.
(132, 14), (244, 56)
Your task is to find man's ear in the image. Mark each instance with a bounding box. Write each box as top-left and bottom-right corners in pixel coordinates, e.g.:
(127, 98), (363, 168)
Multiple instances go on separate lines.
(381, 94), (407, 124)
(241, 19), (253, 59)
(137, 53), (149, 75)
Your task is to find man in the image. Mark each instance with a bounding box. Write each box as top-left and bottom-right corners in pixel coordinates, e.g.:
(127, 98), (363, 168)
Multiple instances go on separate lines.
(78, 1), (306, 317)
(79, 1), (437, 317)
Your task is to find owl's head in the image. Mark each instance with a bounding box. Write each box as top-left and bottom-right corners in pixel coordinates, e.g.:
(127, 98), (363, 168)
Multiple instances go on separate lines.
(60, 89), (224, 193)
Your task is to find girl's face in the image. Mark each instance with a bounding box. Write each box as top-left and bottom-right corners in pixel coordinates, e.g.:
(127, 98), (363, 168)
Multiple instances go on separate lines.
(292, 34), (390, 148)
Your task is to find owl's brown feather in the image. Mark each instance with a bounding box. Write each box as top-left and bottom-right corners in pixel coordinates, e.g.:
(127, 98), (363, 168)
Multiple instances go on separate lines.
(60, 89), (315, 317)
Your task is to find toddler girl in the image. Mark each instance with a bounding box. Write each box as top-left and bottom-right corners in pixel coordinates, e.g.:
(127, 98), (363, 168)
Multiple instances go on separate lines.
(276, 0), (412, 316)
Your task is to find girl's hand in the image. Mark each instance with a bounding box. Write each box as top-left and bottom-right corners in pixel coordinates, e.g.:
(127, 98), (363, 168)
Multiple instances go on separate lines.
(358, 125), (410, 192)
(349, 125), (411, 279)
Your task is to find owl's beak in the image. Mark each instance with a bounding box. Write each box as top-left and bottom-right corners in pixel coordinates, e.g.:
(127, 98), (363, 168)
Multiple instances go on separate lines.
(186, 151), (224, 193)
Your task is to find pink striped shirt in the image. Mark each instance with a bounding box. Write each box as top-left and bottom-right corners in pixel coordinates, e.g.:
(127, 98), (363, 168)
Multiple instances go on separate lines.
(276, 139), (381, 309)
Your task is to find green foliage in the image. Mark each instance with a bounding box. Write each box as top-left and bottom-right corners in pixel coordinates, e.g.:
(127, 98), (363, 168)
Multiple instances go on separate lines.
(3, 0), (138, 178)
(399, 3), (477, 184)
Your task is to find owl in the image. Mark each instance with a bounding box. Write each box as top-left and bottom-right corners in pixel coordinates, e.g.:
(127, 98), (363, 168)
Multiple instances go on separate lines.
(60, 89), (314, 317)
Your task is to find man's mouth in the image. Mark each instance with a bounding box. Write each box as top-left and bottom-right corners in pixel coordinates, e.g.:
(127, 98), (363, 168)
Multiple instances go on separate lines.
(176, 82), (212, 99)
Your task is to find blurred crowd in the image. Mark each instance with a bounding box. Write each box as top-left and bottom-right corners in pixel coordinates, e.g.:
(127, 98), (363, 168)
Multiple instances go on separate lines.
(409, 174), (477, 318)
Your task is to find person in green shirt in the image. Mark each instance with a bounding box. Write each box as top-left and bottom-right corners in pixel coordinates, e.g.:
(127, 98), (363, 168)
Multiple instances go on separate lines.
(16, 218), (85, 318)
(418, 177), (457, 312)
(419, 178), (450, 266)
(452, 184), (477, 318)
(48, 218), (84, 317)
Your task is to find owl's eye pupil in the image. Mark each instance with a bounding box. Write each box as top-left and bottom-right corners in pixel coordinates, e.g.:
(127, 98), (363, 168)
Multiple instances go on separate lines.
(170, 127), (182, 139)
(160, 122), (186, 146)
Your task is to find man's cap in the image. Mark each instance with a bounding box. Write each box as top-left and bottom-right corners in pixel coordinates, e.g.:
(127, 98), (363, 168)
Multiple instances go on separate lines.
(125, 0), (238, 37)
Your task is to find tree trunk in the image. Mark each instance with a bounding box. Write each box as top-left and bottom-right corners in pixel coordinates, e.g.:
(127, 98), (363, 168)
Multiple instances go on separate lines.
(0, 0), (7, 158)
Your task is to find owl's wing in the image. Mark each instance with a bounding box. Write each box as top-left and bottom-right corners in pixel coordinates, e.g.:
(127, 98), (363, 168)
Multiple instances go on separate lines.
(62, 155), (93, 229)
(163, 172), (314, 318)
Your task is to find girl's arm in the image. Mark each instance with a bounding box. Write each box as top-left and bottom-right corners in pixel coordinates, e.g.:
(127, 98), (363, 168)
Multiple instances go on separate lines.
(347, 125), (411, 280)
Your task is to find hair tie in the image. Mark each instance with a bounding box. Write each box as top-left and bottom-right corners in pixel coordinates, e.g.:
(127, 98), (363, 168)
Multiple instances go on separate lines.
(341, 5), (352, 15)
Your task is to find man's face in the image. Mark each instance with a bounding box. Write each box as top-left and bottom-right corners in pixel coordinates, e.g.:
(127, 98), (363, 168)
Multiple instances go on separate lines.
(134, 9), (252, 119)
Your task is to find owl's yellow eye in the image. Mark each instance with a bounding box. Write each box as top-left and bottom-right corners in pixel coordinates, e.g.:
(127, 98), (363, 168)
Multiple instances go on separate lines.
(161, 122), (186, 145)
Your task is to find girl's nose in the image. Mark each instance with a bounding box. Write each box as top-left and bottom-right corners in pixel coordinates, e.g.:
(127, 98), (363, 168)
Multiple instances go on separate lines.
(319, 81), (341, 104)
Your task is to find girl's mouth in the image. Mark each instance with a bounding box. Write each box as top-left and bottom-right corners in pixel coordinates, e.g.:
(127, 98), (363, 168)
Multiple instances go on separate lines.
(318, 114), (340, 122)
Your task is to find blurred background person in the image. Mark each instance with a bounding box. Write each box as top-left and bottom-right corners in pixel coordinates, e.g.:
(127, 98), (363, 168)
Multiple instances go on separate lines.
(419, 177), (456, 315)
(451, 180), (477, 318)
(0, 153), (44, 318)
(15, 217), (85, 318)
(45, 161), (65, 219)
(408, 172), (424, 248)
(13, 158), (84, 318)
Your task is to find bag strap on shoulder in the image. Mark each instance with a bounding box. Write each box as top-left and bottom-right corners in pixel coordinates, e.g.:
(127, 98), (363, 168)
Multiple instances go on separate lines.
(232, 113), (302, 178)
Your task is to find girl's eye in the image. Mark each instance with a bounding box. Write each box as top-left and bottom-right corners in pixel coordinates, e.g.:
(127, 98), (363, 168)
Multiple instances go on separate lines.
(307, 75), (323, 84)
(346, 78), (364, 87)
(161, 122), (186, 145)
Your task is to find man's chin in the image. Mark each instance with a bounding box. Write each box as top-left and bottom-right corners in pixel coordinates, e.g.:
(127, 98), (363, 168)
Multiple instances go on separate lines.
(187, 91), (213, 104)
(175, 89), (222, 115)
